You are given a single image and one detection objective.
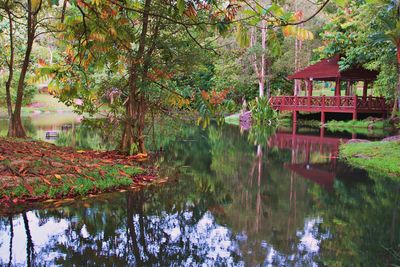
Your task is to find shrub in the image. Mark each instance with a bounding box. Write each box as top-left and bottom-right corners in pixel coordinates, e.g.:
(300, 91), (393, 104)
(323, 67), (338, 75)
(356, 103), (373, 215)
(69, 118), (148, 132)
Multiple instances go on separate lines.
(248, 97), (278, 125)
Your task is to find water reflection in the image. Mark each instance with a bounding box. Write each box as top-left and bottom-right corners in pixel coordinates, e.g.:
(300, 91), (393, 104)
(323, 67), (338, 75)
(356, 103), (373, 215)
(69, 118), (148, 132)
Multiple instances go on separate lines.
(0, 116), (399, 265)
(0, 112), (82, 142)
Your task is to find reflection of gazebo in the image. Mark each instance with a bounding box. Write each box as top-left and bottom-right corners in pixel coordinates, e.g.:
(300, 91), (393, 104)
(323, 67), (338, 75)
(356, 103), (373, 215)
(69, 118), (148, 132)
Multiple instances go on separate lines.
(270, 55), (390, 123)
(285, 163), (335, 191)
(268, 129), (369, 191)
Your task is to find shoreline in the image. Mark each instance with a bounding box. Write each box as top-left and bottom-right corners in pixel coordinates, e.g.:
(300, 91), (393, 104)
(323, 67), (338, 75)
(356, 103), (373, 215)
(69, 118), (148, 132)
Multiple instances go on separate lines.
(339, 139), (400, 178)
(0, 137), (162, 212)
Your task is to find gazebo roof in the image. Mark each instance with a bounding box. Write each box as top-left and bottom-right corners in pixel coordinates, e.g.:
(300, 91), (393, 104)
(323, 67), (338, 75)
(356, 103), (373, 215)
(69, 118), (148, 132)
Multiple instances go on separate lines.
(288, 55), (378, 81)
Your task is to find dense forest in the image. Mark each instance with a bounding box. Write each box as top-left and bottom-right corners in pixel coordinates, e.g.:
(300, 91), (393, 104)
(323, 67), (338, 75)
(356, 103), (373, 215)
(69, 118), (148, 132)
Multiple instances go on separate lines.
(0, 0), (399, 152)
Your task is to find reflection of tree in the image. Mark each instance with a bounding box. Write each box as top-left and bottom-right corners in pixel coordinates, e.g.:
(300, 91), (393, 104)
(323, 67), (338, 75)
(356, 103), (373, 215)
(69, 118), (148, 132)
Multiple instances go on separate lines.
(311, 175), (400, 265)
(207, 124), (322, 265)
(3, 121), (397, 266)
(0, 117), (36, 137)
(22, 213), (34, 267)
(56, 125), (119, 150)
(8, 216), (13, 267)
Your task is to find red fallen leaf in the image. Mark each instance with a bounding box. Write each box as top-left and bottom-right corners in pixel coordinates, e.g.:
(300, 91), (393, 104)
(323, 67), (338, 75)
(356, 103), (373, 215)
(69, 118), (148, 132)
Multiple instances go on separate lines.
(0, 155), (6, 161)
(12, 198), (19, 204)
(18, 165), (26, 173)
(23, 183), (34, 194)
(118, 170), (129, 177)
(128, 153), (148, 160)
(74, 166), (82, 174)
(40, 177), (52, 185)
(99, 170), (106, 177)
(82, 174), (96, 181)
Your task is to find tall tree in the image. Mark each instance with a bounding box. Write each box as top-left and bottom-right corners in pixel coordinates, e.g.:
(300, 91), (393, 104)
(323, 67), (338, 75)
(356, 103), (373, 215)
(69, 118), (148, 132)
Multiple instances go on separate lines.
(0, 0), (60, 137)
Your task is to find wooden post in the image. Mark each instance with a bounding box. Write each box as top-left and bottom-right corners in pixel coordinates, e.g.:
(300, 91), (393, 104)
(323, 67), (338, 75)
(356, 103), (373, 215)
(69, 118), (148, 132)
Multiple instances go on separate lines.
(352, 111), (357, 121)
(335, 78), (341, 107)
(321, 111), (325, 125)
(363, 80), (368, 101)
(308, 78), (313, 97)
(292, 117), (297, 136)
(319, 126), (325, 154)
(335, 78), (341, 96)
(353, 94), (358, 121)
(307, 78), (313, 106)
(346, 81), (351, 96)
(320, 125), (325, 138)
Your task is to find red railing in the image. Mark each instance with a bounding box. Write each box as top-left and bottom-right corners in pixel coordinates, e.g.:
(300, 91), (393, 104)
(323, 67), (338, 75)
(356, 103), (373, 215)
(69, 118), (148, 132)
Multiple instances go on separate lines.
(269, 95), (388, 113)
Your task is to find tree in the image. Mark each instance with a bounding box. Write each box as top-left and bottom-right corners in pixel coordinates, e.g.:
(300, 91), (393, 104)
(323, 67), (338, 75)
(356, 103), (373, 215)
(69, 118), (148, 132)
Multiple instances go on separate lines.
(368, 0), (400, 112)
(318, 0), (399, 115)
(0, 0), (60, 137)
(41, 0), (238, 153)
(234, 1), (317, 99)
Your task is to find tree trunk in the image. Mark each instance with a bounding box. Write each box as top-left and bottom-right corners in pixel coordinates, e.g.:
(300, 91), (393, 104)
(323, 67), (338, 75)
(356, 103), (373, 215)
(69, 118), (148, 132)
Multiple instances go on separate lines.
(259, 19), (266, 98)
(120, 0), (152, 153)
(397, 44), (400, 113)
(5, 6), (14, 136)
(9, 0), (36, 138)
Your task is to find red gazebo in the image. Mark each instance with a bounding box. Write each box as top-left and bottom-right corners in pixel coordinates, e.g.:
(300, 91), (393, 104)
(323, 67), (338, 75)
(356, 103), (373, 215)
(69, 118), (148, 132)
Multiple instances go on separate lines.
(270, 55), (389, 123)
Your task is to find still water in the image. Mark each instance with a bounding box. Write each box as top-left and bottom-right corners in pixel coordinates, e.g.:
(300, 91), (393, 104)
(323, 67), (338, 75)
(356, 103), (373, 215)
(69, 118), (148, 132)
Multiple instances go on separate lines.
(0, 113), (399, 266)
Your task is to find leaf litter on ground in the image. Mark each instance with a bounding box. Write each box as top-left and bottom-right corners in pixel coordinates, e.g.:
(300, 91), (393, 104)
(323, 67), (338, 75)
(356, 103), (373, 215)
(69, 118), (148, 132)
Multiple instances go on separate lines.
(0, 137), (160, 212)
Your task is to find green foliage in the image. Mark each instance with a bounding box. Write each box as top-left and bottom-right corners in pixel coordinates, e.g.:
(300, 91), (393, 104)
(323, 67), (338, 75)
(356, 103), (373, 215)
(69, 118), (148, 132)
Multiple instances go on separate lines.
(317, 0), (398, 104)
(248, 97), (278, 125)
(248, 124), (276, 145)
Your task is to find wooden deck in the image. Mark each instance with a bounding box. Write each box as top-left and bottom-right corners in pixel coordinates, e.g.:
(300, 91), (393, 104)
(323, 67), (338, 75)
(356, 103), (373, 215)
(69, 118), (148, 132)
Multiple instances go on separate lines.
(270, 95), (389, 122)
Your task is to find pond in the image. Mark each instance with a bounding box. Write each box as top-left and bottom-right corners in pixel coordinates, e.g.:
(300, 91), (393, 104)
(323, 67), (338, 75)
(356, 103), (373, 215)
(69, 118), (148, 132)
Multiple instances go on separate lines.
(0, 112), (399, 266)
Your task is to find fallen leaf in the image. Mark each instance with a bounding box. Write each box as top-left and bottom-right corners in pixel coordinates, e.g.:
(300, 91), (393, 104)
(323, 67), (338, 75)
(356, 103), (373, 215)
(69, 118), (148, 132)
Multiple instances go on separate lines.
(41, 177), (52, 185)
(55, 174), (62, 180)
(23, 183), (34, 194)
(74, 166), (82, 174)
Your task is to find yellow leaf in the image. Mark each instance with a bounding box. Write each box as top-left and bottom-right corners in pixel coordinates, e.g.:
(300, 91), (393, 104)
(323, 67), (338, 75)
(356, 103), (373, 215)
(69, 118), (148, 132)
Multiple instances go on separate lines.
(55, 174), (62, 179)
(31, 0), (41, 11)
(76, 150), (85, 153)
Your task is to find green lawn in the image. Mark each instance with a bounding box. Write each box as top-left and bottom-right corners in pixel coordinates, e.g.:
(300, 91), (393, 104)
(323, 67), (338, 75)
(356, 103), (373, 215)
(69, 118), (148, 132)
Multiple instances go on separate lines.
(340, 140), (400, 178)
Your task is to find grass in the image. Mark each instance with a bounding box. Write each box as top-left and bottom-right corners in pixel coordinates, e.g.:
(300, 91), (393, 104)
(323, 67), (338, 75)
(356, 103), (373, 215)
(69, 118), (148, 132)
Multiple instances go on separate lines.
(2, 164), (144, 199)
(326, 119), (390, 129)
(340, 140), (400, 178)
(0, 138), (156, 206)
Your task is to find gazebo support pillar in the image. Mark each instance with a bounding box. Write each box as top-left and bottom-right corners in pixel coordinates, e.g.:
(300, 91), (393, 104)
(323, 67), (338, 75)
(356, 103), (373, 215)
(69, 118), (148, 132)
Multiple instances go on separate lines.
(307, 79), (313, 97)
(346, 81), (351, 96)
(363, 81), (368, 100)
(321, 111), (326, 125)
(335, 78), (341, 96)
(307, 78), (313, 106)
(352, 111), (357, 121)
